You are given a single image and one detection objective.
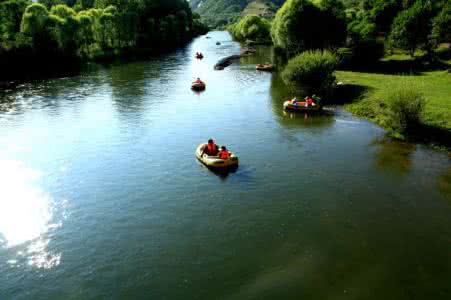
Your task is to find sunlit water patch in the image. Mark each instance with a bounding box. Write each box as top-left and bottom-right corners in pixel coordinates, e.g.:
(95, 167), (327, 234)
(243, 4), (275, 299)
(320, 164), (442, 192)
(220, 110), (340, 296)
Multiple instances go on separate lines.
(0, 157), (64, 269)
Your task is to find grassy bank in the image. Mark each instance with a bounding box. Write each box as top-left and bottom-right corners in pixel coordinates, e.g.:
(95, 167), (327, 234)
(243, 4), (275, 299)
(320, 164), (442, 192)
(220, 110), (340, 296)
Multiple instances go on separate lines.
(337, 70), (451, 130)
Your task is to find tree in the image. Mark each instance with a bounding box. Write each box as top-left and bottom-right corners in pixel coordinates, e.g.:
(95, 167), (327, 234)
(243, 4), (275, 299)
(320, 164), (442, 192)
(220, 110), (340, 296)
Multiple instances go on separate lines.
(430, 2), (451, 45)
(20, 2), (52, 49)
(49, 4), (80, 56)
(271, 0), (347, 56)
(388, 0), (433, 56)
(228, 15), (271, 43)
(370, 0), (403, 33)
(0, 0), (31, 46)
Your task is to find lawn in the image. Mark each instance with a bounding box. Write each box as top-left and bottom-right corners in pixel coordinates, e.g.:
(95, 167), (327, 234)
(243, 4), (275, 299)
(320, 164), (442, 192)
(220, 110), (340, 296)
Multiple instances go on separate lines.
(336, 69), (451, 130)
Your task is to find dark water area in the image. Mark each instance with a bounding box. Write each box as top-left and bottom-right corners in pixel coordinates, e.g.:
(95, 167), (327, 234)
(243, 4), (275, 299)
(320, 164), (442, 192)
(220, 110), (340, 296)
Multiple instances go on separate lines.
(0, 31), (450, 300)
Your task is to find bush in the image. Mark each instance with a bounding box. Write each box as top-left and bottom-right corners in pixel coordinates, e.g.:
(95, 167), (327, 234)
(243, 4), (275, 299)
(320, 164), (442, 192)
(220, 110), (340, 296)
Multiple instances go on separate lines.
(282, 50), (339, 91)
(386, 85), (425, 134)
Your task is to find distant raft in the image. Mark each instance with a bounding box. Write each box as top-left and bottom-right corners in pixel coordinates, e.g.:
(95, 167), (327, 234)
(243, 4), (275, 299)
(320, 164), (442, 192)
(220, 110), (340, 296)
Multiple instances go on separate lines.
(195, 144), (239, 169)
(283, 101), (321, 112)
(256, 64), (274, 72)
(195, 53), (204, 59)
(192, 81), (206, 91)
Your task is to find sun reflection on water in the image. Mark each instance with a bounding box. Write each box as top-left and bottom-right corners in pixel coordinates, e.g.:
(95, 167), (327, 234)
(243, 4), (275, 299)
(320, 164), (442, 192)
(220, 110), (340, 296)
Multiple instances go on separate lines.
(0, 158), (63, 269)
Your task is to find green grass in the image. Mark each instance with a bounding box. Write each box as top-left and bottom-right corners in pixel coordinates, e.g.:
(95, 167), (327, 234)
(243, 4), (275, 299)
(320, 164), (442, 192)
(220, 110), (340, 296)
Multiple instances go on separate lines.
(337, 70), (451, 130)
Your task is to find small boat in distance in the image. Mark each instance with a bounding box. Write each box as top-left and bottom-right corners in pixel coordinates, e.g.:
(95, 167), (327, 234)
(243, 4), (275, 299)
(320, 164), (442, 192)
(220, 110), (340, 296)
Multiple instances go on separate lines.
(256, 64), (274, 71)
(216, 42), (221, 45)
(195, 52), (204, 59)
(192, 79), (206, 91)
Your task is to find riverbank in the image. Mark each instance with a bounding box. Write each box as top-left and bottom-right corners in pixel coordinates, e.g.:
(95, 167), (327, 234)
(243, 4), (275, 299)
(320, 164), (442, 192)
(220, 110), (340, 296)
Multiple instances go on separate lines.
(335, 55), (451, 149)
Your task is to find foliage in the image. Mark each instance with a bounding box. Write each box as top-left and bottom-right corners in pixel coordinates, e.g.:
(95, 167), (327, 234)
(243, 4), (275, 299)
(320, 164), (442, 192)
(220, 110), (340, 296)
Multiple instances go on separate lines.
(191, 0), (284, 28)
(0, 0), (209, 80)
(282, 50), (339, 92)
(271, 0), (347, 56)
(385, 83), (425, 133)
(430, 2), (451, 46)
(227, 15), (271, 43)
(388, 0), (433, 56)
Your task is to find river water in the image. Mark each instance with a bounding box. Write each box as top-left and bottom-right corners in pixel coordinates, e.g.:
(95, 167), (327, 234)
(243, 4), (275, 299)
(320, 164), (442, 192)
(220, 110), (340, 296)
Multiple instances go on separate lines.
(1, 31), (450, 300)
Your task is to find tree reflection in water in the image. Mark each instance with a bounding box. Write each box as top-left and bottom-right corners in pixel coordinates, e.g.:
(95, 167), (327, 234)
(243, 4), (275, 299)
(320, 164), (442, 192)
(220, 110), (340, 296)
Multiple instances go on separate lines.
(371, 137), (416, 176)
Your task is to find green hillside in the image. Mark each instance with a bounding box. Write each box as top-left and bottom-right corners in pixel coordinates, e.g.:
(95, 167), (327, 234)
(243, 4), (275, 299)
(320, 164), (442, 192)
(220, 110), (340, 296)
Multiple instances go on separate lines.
(190, 0), (285, 28)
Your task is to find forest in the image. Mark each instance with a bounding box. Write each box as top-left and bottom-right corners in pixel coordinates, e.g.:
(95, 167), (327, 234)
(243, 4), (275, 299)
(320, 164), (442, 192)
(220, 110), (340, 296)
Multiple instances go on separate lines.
(0, 0), (209, 81)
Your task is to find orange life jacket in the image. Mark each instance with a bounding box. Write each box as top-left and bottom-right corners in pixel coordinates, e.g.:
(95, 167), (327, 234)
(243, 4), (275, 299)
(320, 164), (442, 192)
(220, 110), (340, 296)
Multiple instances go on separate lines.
(218, 150), (230, 159)
(206, 143), (217, 155)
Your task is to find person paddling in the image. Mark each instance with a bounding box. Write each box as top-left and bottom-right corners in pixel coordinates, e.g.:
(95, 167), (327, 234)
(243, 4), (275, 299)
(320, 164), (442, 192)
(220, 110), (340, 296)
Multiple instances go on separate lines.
(218, 146), (231, 160)
(202, 139), (218, 156)
(194, 77), (203, 84)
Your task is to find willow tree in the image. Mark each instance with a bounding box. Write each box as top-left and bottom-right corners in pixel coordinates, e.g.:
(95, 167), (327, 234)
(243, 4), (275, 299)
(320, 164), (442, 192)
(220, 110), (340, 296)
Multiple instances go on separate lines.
(271, 0), (347, 56)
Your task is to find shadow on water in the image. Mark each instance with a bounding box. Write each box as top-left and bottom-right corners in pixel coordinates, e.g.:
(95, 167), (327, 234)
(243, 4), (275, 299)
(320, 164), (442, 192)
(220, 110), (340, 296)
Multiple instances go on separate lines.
(371, 137), (416, 176)
(437, 167), (451, 200)
(198, 162), (239, 181)
(405, 124), (451, 151)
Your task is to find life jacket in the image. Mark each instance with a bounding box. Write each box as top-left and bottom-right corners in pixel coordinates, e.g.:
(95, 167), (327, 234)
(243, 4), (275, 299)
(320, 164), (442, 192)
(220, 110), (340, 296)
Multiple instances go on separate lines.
(206, 143), (217, 155)
(218, 150), (230, 159)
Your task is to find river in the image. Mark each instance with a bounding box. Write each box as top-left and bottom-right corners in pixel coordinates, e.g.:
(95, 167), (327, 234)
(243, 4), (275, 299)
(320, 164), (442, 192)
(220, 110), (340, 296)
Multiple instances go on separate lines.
(1, 31), (450, 300)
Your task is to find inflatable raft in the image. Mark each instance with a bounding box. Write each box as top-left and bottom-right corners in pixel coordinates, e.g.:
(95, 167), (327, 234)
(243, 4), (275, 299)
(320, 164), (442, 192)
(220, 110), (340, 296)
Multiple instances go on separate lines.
(196, 144), (239, 169)
(196, 53), (204, 59)
(283, 101), (321, 112)
(256, 64), (274, 71)
(192, 81), (206, 91)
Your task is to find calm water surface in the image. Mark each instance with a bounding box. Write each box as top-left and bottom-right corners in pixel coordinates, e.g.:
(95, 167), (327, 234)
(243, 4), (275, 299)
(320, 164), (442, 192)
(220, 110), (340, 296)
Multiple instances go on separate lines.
(1, 31), (450, 300)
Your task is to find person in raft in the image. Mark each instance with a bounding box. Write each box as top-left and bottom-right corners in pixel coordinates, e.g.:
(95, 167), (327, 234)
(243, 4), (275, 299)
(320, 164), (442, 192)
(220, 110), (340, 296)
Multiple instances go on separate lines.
(290, 97), (298, 104)
(194, 77), (203, 84)
(304, 96), (315, 107)
(202, 139), (219, 156)
(218, 146), (231, 160)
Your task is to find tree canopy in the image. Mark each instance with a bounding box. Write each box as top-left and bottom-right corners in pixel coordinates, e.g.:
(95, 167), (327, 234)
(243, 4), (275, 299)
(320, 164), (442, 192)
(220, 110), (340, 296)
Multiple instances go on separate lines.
(271, 0), (347, 55)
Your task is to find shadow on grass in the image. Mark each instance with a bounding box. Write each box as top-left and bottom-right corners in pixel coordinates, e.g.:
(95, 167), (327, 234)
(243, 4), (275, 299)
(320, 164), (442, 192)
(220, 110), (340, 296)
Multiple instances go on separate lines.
(328, 84), (372, 105)
(340, 56), (450, 75)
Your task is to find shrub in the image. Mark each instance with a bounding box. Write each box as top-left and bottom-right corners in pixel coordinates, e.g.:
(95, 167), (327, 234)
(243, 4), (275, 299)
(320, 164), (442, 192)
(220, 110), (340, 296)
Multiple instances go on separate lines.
(386, 84), (425, 134)
(282, 50), (339, 91)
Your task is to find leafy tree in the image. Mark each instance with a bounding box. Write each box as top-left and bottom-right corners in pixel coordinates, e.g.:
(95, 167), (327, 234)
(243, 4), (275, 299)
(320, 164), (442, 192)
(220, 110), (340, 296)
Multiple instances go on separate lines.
(20, 2), (52, 49)
(430, 1), (451, 45)
(370, 0), (403, 33)
(0, 0), (31, 46)
(388, 0), (433, 56)
(48, 4), (80, 55)
(271, 0), (347, 56)
(228, 15), (271, 42)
